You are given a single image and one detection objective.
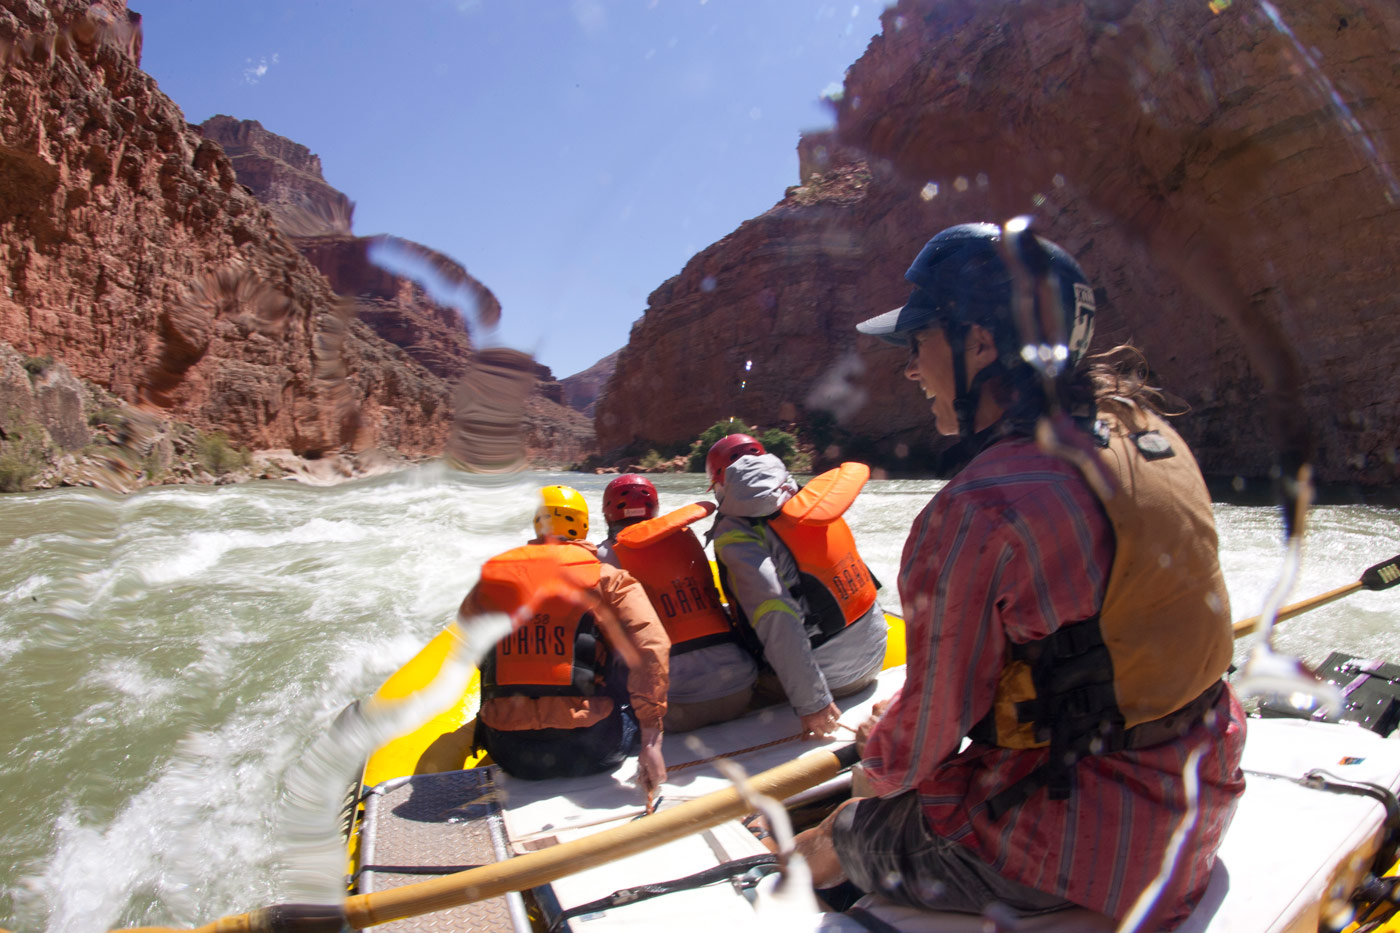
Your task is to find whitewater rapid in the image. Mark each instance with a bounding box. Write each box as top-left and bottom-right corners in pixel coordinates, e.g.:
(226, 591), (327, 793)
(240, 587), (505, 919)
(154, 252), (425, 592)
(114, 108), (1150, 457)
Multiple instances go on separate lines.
(1, 466), (1397, 931)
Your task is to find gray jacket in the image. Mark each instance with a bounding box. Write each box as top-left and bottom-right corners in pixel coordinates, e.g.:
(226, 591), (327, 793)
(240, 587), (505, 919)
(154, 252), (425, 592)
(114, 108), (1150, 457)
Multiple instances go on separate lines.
(712, 454), (885, 715)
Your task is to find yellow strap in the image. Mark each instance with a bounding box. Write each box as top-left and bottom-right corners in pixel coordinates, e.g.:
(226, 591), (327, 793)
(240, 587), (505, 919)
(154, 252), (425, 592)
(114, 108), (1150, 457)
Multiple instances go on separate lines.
(755, 597), (801, 621)
(715, 527), (764, 551)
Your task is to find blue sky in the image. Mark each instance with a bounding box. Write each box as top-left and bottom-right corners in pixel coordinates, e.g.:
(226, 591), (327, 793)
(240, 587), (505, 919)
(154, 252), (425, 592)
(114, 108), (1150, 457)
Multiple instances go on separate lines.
(134, 1), (889, 379)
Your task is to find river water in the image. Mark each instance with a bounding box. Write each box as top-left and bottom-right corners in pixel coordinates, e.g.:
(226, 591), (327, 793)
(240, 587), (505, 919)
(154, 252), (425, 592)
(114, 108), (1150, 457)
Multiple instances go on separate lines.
(1, 467), (1398, 932)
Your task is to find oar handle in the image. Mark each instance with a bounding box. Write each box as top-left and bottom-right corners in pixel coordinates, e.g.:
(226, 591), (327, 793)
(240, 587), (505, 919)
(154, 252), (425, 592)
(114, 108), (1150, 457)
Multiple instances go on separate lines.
(344, 744), (859, 928)
(112, 904), (344, 933)
(1232, 581), (1362, 637)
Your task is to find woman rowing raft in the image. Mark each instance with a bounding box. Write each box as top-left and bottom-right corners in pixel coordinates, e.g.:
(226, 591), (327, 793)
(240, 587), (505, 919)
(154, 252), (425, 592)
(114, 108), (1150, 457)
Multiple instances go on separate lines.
(796, 220), (1247, 929)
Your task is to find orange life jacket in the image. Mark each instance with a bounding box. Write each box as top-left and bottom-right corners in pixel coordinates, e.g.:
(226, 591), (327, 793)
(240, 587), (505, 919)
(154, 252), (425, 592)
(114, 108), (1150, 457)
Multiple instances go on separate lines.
(970, 404), (1234, 818)
(474, 543), (607, 699)
(721, 463), (879, 649)
(613, 502), (735, 654)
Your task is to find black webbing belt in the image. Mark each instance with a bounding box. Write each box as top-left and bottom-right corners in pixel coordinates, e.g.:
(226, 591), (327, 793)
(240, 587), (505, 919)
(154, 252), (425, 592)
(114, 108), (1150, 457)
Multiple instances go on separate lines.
(984, 680), (1226, 822)
(546, 853), (779, 932)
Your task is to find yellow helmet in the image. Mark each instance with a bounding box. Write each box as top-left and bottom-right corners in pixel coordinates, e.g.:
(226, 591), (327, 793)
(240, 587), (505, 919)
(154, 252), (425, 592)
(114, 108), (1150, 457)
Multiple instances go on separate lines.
(533, 485), (589, 540)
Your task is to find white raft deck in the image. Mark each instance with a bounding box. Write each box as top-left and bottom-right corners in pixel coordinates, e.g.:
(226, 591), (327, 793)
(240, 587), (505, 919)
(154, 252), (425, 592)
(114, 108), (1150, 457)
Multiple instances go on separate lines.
(360, 667), (1400, 932)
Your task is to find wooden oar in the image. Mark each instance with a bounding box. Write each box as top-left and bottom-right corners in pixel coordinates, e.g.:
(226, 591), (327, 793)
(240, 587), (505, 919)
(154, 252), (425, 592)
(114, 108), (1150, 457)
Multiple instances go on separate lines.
(112, 744), (860, 933)
(1232, 552), (1400, 638)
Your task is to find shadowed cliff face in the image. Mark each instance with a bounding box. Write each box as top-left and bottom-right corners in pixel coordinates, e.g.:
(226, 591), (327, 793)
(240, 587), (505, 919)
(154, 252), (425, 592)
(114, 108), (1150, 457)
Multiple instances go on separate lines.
(196, 116), (496, 388)
(598, 0), (1400, 485)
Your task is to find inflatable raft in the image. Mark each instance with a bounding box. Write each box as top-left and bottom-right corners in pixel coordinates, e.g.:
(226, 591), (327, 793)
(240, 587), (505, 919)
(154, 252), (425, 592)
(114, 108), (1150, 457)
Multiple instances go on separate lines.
(340, 621), (1400, 933)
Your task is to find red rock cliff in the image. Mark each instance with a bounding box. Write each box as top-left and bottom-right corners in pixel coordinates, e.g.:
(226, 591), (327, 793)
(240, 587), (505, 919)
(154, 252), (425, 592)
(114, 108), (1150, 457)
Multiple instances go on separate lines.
(598, 0), (1400, 485)
(197, 116), (594, 466)
(199, 115), (354, 238)
(0, 0), (457, 456)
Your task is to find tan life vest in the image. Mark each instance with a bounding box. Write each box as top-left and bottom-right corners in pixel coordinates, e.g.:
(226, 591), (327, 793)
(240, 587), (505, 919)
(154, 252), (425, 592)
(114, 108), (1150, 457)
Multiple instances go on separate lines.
(974, 402), (1233, 767)
(613, 503), (735, 654)
(474, 543), (606, 699)
(720, 462), (879, 649)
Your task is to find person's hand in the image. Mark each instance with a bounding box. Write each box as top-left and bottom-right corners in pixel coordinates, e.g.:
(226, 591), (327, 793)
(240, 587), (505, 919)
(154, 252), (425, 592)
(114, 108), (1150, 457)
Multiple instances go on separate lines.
(637, 726), (666, 796)
(799, 702), (843, 738)
(855, 698), (890, 756)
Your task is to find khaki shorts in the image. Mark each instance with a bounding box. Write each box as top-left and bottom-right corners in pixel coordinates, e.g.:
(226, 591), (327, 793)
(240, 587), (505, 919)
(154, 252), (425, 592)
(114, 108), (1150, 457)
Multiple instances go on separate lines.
(663, 686), (754, 733)
(750, 669), (879, 711)
(831, 790), (1074, 915)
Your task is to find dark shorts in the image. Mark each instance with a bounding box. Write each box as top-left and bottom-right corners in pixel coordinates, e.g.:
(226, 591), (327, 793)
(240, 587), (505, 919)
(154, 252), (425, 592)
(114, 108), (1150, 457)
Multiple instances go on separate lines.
(479, 703), (639, 781)
(831, 789), (1074, 916)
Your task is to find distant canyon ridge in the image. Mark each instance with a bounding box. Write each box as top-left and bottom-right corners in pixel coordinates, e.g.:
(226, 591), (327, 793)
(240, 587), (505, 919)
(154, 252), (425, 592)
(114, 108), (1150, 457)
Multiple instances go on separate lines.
(2, 0), (1397, 490)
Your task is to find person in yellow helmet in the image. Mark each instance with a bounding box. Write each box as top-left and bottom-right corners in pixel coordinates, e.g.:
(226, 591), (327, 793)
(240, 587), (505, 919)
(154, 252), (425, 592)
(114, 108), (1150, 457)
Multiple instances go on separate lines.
(461, 485), (670, 791)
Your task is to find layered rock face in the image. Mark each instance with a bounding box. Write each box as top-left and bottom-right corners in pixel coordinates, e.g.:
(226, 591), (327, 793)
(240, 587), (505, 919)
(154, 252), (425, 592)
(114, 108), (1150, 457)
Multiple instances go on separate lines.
(0, 0), (457, 457)
(199, 116), (594, 467)
(599, 0), (1400, 485)
(199, 115), (353, 237)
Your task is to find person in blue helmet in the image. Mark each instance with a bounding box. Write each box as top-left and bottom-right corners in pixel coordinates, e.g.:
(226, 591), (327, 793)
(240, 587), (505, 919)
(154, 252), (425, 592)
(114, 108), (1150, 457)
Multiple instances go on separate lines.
(795, 222), (1245, 928)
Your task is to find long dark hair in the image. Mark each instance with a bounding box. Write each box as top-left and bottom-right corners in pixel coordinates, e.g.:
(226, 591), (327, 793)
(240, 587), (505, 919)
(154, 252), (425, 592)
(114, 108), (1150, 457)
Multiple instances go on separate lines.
(1085, 344), (1183, 422)
(992, 343), (1178, 434)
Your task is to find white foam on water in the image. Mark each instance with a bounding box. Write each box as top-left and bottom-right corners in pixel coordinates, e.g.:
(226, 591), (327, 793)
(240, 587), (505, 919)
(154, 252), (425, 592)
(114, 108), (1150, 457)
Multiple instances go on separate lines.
(91, 657), (178, 707)
(2, 470), (1396, 931)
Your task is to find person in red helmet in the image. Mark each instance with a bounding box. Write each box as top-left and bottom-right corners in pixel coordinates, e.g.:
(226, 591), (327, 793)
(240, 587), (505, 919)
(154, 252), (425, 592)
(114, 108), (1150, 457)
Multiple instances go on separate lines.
(705, 433), (766, 487)
(708, 435), (886, 738)
(598, 475), (757, 732)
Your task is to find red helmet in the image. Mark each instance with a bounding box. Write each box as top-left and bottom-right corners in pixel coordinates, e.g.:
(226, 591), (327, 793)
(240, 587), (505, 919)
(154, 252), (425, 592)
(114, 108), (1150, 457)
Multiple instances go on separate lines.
(706, 434), (766, 485)
(603, 474), (659, 525)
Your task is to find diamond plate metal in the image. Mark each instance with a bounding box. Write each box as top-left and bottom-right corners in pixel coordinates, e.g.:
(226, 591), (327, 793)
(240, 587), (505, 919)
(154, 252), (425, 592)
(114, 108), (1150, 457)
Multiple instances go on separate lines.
(358, 768), (529, 932)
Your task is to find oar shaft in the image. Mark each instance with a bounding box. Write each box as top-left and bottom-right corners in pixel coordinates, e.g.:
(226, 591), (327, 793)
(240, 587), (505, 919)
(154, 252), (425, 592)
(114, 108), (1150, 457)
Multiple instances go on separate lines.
(1232, 581), (1363, 638)
(344, 745), (856, 929)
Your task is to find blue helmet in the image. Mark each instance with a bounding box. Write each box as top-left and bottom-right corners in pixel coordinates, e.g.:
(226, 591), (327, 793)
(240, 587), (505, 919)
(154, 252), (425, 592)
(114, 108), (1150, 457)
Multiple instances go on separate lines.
(857, 221), (1096, 371)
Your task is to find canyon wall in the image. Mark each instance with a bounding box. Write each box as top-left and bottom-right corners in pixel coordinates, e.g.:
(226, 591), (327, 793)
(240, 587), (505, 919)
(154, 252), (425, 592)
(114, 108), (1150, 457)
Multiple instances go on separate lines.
(197, 116), (594, 467)
(597, 0), (1400, 485)
(0, 1), (593, 476)
(0, 0), (453, 456)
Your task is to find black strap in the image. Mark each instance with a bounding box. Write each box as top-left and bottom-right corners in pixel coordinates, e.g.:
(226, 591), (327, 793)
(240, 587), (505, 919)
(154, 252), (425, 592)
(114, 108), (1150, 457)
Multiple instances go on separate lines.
(984, 681), (1226, 822)
(670, 630), (741, 656)
(546, 854), (779, 932)
(352, 863), (483, 881)
(1304, 769), (1400, 933)
(1303, 769), (1400, 875)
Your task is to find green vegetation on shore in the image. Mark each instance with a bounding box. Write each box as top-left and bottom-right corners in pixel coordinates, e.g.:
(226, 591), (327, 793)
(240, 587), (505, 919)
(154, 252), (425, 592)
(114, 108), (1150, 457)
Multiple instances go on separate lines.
(579, 417), (813, 475)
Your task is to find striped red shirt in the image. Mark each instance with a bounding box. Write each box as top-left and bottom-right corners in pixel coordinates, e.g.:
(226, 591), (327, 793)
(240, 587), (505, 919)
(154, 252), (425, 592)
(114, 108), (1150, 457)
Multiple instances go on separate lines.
(863, 435), (1246, 928)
